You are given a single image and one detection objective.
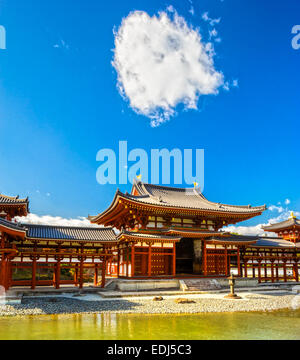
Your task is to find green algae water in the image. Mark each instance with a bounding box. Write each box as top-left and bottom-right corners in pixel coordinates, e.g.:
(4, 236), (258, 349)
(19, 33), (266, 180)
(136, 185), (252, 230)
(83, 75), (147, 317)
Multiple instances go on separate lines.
(0, 310), (300, 340)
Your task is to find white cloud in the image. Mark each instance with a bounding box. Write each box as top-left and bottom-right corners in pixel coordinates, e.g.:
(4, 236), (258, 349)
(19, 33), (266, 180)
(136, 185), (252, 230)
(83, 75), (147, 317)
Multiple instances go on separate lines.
(53, 39), (70, 50)
(269, 205), (284, 213)
(189, 6), (195, 16)
(223, 205), (300, 236)
(285, 198), (291, 205)
(232, 79), (239, 87)
(14, 213), (101, 228)
(202, 12), (221, 26)
(112, 9), (224, 127)
(224, 223), (267, 237)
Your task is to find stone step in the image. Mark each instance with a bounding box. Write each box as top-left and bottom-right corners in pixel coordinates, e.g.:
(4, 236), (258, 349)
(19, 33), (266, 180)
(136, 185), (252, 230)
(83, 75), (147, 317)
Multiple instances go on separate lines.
(182, 279), (222, 291)
(0, 295), (22, 305)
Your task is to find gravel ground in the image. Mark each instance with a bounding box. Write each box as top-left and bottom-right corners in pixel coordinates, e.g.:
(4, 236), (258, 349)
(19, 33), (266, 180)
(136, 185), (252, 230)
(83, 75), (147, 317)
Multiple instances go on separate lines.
(0, 292), (299, 317)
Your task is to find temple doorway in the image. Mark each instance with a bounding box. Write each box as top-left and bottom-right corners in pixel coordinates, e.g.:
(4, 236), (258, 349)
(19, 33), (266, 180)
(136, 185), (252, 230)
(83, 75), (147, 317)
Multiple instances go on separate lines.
(176, 238), (194, 274)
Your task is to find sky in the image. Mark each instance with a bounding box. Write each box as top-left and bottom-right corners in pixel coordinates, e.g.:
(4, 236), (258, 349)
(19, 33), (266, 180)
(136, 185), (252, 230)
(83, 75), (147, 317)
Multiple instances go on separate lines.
(0, 0), (299, 233)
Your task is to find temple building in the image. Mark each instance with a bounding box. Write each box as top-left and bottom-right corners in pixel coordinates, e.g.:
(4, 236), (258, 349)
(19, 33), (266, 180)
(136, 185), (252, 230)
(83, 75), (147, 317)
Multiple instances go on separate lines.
(262, 212), (300, 243)
(89, 181), (266, 278)
(0, 182), (299, 290)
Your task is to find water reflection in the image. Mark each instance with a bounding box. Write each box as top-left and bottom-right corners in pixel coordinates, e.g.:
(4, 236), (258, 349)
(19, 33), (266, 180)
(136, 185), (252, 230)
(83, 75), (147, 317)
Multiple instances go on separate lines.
(0, 310), (300, 340)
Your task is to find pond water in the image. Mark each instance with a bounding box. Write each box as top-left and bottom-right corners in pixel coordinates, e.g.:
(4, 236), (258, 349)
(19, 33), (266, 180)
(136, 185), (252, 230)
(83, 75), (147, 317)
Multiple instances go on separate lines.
(0, 310), (300, 340)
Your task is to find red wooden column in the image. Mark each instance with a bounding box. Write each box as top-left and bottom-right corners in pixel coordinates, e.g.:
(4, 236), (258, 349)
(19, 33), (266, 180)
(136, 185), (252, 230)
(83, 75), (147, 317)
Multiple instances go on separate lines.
(7, 259), (13, 289)
(55, 259), (61, 289)
(31, 257), (37, 290)
(275, 261), (279, 281)
(225, 246), (228, 276)
(244, 259), (248, 278)
(0, 254), (8, 290)
(283, 259), (287, 282)
(258, 260), (261, 283)
(203, 241), (207, 276)
(131, 243), (135, 277)
(148, 243), (152, 277)
(94, 264), (98, 286)
(270, 260), (274, 283)
(101, 258), (106, 288)
(126, 244), (129, 278)
(79, 257), (84, 289)
(117, 246), (120, 277)
(172, 242), (176, 277)
(293, 261), (299, 282)
(74, 264), (79, 286)
(264, 261), (268, 281)
(237, 247), (241, 277)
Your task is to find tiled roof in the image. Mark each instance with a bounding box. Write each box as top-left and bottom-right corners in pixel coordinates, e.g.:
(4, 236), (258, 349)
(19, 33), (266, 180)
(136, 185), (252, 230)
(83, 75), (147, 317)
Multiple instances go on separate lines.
(117, 230), (181, 241)
(206, 234), (300, 248)
(164, 228), (226, 238)
(207, 234), (259, 244)
(0, 217), (26, 232)
(263, 217), (300, 232)
(125, 181), (266, 214)
(23, 224), (117, 242)
(0, 194), (29, 206)
(253, 237), (300, 248)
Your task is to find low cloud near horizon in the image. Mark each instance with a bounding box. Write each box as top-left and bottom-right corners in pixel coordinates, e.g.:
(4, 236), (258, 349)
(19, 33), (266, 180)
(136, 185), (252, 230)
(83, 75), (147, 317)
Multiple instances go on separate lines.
(223, 201), (300, 236)
(112, 8), (224, 127)
(14, 213), (101, 228)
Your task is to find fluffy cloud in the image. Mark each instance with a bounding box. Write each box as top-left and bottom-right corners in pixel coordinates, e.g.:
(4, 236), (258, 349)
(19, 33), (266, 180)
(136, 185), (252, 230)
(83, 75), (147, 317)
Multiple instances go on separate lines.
(223, 205), (300, 236)
(14, 213), (101, 228)
(112, 9), (224, 126)
(224, 223), (267, 237)
(268, 205), (284, 213)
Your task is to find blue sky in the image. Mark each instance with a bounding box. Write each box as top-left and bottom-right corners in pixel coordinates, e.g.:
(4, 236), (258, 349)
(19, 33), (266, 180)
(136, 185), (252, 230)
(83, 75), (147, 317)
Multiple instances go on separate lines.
(0, 0), (299, 230)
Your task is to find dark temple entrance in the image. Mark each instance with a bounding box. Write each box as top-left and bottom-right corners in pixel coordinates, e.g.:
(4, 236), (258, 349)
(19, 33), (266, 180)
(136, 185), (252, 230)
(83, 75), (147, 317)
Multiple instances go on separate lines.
(176, 238), (194, 274)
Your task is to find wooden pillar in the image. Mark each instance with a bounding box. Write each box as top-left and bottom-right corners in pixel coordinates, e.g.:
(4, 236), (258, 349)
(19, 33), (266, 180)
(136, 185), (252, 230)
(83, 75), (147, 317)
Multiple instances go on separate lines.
(172, 242), (176, 277)
(7, 260), (12, 289)
(131, 243), (135, 278)
(31, 257), (37, 290)
(225, 246), (228, 276)
(117, 246), (120, 277)
(237, 247), (241, 277)
(74, 264), (79, 286)
(252, 262), (255, 278)
(270, 260), (274, 283)
(258, 260), (261, 283)
(126, 244), (129, 278)
(101, 259), (106, 288)
(94, 264), (98, 286)
(0, 254), (8, 290)
(55, 259), (61, 289)
(293, 262), (299, 282)
(244, 259), (248, 278)
(148, 243), (152, 277)
(203, 241), (207, 276)
(264, 261), (268, 280)
(79, 257), (84, 289)
(283, 260), (287, 282)
(275, 261), (279, 281)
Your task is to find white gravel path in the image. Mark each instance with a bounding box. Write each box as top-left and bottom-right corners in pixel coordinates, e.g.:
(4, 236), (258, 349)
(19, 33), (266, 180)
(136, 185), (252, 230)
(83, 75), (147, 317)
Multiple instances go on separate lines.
(0, 290), (300, 317)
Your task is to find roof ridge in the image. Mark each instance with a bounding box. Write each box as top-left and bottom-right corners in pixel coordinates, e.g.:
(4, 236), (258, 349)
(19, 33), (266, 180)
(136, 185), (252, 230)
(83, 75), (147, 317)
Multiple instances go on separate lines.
(0, 193), (29, 202)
